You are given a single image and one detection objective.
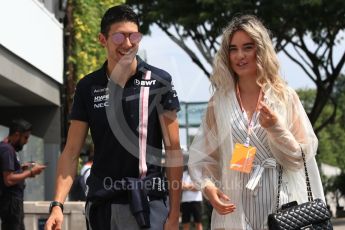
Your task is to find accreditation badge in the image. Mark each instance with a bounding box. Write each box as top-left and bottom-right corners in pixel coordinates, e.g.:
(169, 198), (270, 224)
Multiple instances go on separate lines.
(230, 143), (256, 173)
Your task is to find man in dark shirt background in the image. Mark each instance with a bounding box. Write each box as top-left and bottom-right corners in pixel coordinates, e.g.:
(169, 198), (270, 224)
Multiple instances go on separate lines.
(0, 118), (46, 230)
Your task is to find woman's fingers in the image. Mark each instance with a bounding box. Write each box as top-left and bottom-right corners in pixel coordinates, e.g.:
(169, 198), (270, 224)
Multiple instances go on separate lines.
(213, 200), (236, 215)
(212, 190), (236, 215)
(204, 186), (236, 215)
(217, 190), (230, 201)
(259, 101), (271, 115)
(259, 101), (278, 128)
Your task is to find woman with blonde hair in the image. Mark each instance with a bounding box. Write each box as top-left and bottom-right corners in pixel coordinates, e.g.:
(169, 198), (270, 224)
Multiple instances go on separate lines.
(188, 15), (325, 229)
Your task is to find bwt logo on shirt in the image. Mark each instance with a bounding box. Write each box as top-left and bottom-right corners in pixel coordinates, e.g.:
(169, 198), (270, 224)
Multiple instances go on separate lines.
(134, 79), (157, 86)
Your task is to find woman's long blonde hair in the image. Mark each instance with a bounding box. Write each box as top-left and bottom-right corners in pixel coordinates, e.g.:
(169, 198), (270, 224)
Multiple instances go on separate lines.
(211, 15), (287, 104)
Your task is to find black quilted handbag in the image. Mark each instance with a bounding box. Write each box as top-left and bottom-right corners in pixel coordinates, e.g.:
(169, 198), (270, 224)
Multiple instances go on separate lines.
(268, 147), (333, 230)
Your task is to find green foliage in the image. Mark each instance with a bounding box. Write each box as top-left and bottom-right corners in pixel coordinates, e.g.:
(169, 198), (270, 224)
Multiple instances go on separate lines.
(318, 125), (345, 169)
(295, 88), (316, 113)
(297, 80), (345, 202)
(297, 75), (345, 170)
(316, 75), (345, 169)
(71, 0), (124, 80)
(333, 173), (345, 197)
(127, 0), (345, 133)
(127, 0), (345, 67)
(323, 172), (345, 204)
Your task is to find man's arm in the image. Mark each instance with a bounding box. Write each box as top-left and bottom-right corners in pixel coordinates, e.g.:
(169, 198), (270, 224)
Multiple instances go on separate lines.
(3, 170), (32, 186)
(45, 120), (88, 230)
(52, 120), (89, 204)
(3, 164), (46, 186)
(159, 110), (183, 230)
(53, 120), (89, 202)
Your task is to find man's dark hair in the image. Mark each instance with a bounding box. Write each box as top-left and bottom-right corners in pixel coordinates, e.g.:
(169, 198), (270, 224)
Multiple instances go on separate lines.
(100, 4), (140, 37)
(9, 119), (32, 135)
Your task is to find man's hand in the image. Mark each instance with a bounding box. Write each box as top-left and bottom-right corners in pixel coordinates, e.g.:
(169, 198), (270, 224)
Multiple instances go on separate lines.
(164, 214), (179, 230)
(21, 162), (33, 170)
(45, 206), (64, 230)
(44, 121), (88, 230)
(109, 46), (139, 87)
(204, 185), (236, 215)
(30, 163), (47, 177)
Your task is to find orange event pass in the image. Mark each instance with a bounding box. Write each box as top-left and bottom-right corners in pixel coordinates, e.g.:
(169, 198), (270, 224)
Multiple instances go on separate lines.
(230, 143), (256, 173)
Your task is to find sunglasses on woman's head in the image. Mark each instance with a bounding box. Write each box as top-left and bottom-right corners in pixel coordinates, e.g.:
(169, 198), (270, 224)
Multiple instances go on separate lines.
(110, 32), (142, 45)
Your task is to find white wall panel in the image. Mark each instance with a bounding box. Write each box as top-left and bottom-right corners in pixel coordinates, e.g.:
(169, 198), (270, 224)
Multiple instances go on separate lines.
(0, 0), (63, 83)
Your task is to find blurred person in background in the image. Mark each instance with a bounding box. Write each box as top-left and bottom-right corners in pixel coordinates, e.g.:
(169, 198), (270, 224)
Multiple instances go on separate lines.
(181, 167), (203, 230)
(0, 118), (46, 230)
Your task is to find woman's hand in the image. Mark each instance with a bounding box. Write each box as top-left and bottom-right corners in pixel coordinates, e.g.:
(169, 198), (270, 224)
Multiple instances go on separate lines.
(204, 186), (236, 215)
(258, 101), (278, 128)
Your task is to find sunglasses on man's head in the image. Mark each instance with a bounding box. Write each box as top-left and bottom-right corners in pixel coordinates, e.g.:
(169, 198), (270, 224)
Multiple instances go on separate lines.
(110, 32), (142, 45)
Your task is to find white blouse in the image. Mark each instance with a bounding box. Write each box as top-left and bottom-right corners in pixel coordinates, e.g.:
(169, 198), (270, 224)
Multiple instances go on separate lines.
(188, 86), (325, 230)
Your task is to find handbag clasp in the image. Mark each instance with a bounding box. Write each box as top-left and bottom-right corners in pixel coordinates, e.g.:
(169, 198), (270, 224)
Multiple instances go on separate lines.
(301, 225), (313, 230)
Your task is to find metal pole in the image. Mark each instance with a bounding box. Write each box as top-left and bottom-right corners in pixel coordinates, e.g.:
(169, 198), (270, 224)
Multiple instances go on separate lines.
(186, 103), (189, 149)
